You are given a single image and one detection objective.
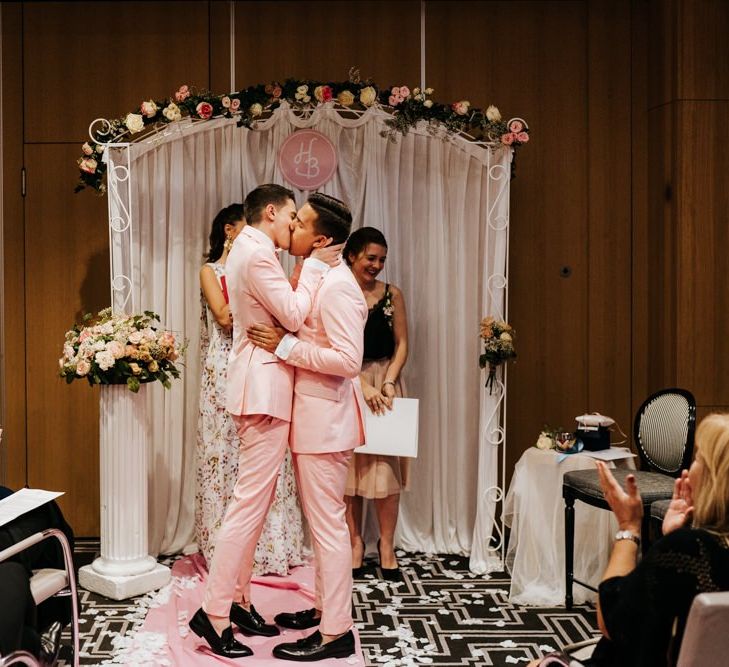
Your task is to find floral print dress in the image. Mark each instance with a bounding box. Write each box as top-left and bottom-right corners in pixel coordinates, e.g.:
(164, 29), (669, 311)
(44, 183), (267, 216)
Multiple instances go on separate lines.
(195, 262), (304, 574)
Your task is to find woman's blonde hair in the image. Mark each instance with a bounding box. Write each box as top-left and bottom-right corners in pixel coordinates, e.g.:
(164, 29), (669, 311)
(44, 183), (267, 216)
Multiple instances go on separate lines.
(692, 413), (729, 533)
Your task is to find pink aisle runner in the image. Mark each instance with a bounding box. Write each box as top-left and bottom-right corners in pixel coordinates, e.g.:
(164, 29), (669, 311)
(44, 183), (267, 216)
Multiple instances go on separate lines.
(140, 554), (364, 666)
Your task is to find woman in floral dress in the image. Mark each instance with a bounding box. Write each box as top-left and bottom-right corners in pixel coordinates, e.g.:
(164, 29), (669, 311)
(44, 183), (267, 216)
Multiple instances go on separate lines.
(195, 203), (304, 574)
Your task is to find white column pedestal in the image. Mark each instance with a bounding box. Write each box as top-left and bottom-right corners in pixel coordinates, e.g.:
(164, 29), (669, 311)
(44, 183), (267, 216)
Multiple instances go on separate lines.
(79, 384), (170, 600)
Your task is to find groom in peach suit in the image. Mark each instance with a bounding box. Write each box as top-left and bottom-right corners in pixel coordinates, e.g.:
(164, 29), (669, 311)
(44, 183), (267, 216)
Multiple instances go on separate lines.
(189, 184), (343, 659)
(247, 193), (367, 661)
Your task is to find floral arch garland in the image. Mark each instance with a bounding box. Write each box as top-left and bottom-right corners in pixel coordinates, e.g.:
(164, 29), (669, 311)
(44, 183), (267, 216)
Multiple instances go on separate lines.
(76, 74), (530, 194)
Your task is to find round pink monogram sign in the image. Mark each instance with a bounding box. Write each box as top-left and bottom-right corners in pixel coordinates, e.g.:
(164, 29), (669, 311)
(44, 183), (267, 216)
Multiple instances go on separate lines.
(278, 129), (337, 191)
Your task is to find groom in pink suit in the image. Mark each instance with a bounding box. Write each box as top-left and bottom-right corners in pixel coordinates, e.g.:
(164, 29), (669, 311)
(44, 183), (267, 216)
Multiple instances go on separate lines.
(247, 193), (367, 661)
(189, 185), (342, 659)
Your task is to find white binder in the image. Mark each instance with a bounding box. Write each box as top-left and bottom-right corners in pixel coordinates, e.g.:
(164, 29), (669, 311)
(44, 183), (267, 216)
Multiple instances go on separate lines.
(356, 397), (419, 458)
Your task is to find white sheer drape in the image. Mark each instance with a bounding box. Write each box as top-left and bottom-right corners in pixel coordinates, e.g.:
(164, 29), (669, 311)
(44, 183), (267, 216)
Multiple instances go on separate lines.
(116, 105), (509, 559)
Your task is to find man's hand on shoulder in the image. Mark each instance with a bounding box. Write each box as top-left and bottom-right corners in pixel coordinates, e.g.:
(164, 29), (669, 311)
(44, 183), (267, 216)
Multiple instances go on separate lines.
(247, 323), (286, 353)
(310, 241), (344, 267)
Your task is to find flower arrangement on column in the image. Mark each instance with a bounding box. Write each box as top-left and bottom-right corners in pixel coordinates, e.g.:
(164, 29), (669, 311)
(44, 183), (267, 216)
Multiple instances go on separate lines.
(60, 308), (184, 599)
(479, 316), (516, 394)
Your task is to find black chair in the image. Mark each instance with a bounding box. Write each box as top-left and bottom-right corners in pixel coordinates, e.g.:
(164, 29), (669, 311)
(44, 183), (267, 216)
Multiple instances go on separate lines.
(562, 388), (695, 609)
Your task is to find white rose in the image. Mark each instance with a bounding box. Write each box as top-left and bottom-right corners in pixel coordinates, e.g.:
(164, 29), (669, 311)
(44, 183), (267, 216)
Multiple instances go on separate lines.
(64, 344), (75, 359)
(423, 100), (433, 108)
(125, 113), (145, 134)
(425, 87), (434, 95)
(129, 362), (141, 375)
(500, 332), (512, 342)
(162, 103), (181, 122)
(140, 100), (158, 118)
(486, 105), (501, 122)
(76, 359), (91, 376)
(128, 331), (144, 345)
(250, 103), (263, 117)
(148, 360), (159, 373)
(536, 434), (554, 450)
(296, 85), (308, 95)
(359, 86), (377, 107)
(413, 87), (421, 95)
(94, 350), (115, 371)
(106, 340), (125, 358)
(96, 144), (105, 154)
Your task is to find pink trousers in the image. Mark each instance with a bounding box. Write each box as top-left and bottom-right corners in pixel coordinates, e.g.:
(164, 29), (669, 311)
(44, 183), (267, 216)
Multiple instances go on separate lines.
(203, 414), (288, 617)
(293, 450), (354, 636)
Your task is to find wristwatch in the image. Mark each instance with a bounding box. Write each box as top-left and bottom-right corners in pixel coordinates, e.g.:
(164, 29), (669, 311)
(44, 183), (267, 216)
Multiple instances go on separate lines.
(614, 530), (641, 546)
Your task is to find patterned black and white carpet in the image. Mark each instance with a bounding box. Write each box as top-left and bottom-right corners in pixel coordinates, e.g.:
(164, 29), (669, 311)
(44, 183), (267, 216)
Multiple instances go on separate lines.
(61, 544), (599, 666)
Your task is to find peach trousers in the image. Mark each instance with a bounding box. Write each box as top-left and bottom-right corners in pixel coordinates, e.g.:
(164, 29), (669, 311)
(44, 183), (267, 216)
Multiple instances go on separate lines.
(203, 414), (288, 617)
(293, 450), (354, 636)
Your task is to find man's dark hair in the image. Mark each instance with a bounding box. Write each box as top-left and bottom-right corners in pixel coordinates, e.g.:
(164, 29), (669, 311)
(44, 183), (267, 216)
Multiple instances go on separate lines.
(307, 192), (352, 245)
(243, 184), (295, 225)
(343, 227), (388, 266)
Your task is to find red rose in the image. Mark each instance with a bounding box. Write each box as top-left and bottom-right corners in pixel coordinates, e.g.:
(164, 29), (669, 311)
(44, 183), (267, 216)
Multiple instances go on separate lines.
(196, 102), (213, 119)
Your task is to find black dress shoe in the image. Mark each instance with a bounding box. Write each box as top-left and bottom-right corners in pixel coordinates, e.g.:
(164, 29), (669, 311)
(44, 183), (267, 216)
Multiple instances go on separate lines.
(230, 602), (280, 637)
(273, 630), (355, 661)
(352, 564), (373, 579)
(188, 608), (253, 658)
(274, 607), (321, 630)
(377, 539), (402, 581)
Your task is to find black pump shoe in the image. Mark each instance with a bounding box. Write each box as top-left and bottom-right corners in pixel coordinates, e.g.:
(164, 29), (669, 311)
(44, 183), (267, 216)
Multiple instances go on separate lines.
(230, 602), (280, 637)
(274, 607), (321, 630)
(272, 630), (355, 661)
(377, 539), (402, 582)
(189, 608), (253, 658)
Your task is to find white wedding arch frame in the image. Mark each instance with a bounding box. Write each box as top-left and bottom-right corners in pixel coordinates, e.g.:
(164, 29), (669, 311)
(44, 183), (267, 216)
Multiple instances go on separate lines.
(91, 101), (513, 572)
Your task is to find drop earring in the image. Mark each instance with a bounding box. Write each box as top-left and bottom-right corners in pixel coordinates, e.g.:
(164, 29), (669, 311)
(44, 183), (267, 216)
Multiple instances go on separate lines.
(224, 235), (233, 252)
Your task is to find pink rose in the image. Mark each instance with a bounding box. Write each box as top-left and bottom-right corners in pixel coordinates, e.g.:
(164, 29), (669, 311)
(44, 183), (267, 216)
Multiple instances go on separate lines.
(78, 157), (98, 174)
(221, 96), (231, 108)
(140, 100), (158, 118)
(196, 102), (213, 119)
(501, 133), (514, 145)
(517, 131), (529, 143)
(399, 86), (410, 98)
(509, 120), (524, 133)
(82, 142), (93, 156)
(174, 85), (190, 102)
(314, 85), (333, 102)
(76, 359), (91, 377)
(272, 85), (282, 99)
(230, 98), (241, 111)
(510, 132), (520, 142)
(451, 100), (471, 115)
(388, 95), (399, 106)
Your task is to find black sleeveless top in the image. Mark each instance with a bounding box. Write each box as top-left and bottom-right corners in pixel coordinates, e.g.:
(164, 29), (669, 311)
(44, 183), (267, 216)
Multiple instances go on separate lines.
(363, 284), (395, 361)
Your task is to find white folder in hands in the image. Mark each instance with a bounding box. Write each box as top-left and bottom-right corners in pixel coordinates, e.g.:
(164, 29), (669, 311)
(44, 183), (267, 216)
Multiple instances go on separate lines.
(356, 397), (419, 458)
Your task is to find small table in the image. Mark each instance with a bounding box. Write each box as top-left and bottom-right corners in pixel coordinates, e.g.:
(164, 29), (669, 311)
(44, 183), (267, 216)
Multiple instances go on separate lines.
(503, 447), (635, 606)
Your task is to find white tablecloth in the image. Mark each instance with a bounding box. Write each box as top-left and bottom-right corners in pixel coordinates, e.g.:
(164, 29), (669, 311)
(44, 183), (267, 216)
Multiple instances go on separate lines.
(503, 447), (635, 606)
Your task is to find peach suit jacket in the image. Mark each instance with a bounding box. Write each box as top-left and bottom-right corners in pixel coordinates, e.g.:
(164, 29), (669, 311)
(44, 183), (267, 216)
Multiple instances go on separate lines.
(283, 262), (369, 454)
(225, 225), (326, 421)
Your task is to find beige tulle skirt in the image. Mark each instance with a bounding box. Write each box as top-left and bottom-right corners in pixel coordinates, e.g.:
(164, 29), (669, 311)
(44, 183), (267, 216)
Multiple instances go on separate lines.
(345, 357), (410, 499)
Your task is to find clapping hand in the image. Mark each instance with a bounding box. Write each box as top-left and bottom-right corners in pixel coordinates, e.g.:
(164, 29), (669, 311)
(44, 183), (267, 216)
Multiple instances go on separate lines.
(662, 470), (694, 535)
(596, 461), (643, 533)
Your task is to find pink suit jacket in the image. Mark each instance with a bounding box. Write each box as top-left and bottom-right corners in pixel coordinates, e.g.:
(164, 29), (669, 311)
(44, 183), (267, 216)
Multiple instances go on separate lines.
(225, 225), (325, 421)
(284, 262), (369, 454)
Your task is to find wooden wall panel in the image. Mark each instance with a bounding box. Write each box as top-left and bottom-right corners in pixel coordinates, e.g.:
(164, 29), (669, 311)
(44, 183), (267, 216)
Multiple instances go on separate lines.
(675, 101), (729, 406)
(631, 0), (650, 416)
(23, 1), (211, 143)
(647, 0), (677, 109)
(0, 3), (26, 489)
(586, 0), (632, 437)
(210, 1), (233, 94)
(676, 0), (729, 100)
(426, 1), (589, 477)
(24, 145), (110, 534)
(233, 1), (421, 88)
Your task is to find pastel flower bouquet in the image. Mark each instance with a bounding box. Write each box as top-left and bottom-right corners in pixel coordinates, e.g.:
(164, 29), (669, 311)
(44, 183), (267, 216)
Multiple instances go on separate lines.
(479, 316), (516, 394)
(59, 308), (183, 393)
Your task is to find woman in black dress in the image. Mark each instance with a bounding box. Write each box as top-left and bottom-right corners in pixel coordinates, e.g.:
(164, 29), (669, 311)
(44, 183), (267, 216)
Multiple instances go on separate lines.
(533, 412), (729, 666)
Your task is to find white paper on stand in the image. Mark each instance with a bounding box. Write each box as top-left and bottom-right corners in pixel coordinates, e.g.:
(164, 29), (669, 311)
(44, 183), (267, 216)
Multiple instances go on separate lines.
(581, 447), (637, 462)
(0, 488), (65, 527)
(356, 397), (419, 458)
